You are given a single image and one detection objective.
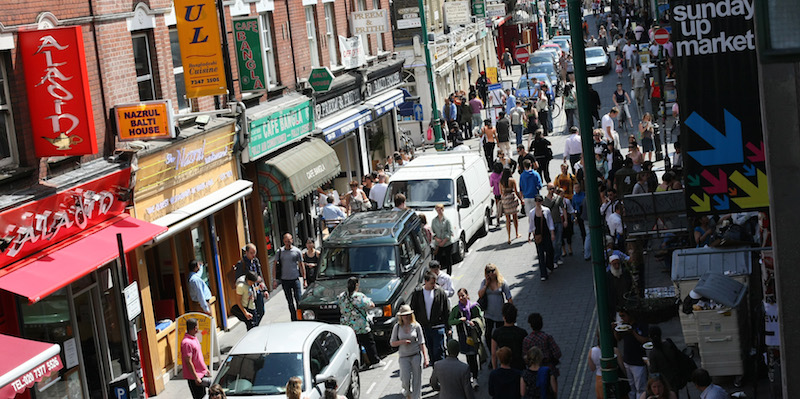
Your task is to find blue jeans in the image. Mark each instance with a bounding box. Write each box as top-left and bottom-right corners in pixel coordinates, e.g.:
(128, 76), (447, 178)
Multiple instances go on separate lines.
(553, 221), (564, 263)
(512, 124), (524, 146)
(282, 278), (302, 321)
(423, 326), (446, 364)
(584, 221), (592, 259)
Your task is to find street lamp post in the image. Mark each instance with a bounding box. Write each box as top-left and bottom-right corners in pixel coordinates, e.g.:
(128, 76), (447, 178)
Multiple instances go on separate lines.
(418, 0), (445, 150)
(567, 0), (622, 397)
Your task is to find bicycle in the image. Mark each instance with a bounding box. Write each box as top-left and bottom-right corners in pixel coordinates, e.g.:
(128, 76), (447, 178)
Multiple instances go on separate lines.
(615, 100), (633, 133)
(550, 101), (563, 118)
(398, 127), (416, 159)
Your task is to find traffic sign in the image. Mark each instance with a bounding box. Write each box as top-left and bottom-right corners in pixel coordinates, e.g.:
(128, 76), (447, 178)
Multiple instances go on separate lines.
(654, 28), (670, 45)
(559, 0), (566, 8)
(413, 104), (424, 121)
(514, 47), (530, 64)
(308, 67), (334, 92)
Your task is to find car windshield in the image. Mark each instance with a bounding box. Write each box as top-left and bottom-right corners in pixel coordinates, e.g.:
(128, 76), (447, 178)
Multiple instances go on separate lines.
(529, 64), (553, 74)
(384, 179), (454, 208)
(586, 48), (605, 58)
(518, 79), (538, 90)
(215, 353), (304, 396)
(319, 246), (397, 277)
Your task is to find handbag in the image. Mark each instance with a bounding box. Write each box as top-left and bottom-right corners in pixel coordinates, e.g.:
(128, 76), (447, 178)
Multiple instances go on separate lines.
(534, 214), (544, 244)
(349, 293), (375, 328)
(477, 293), (488, 311)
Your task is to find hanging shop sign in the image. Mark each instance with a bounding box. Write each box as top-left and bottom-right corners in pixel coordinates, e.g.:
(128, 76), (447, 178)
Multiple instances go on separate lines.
(485, 3), (506, 18)
(0, 168), (132, 267)
(339, 36), (366, 69)
(392, 0), (423, 47)
(174, 0), (228, 98)
(351, 9), (389, 35)
(670, 0), (767, 215)
(232, 17), (267, 92)
(133, 124), (237, 221)
(114, 100), (175, 141)
(472, 0), (486, 17)
(444, 1), (472, 26)
(19, 26), (98, 157)
(247, 99), (314, 161)
(175, 313), (215, 367)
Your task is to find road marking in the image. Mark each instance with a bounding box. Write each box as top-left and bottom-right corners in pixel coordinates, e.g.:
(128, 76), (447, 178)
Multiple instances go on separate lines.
(569, 305), (597, 399)
(366, 382), (376, 395)
(382, 359), (393, 371)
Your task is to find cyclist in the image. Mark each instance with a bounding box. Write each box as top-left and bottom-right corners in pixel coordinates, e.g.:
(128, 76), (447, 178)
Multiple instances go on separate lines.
(612, 83), (634, 133)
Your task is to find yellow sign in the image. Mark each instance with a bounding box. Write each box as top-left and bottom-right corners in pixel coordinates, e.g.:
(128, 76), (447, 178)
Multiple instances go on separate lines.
(486, 67), (498, 84)
(175, 313), (214, 367)
(174, 0), (228, 98)
(114, 100), (175, 141)
(132, 123), (237, 221)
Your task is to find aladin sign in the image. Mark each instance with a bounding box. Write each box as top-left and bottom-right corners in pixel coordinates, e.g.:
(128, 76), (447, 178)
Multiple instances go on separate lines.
(19, 27), (98, 157)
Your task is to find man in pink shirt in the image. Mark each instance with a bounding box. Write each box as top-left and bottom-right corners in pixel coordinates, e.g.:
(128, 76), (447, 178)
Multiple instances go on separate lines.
(181, 318), (209, 399)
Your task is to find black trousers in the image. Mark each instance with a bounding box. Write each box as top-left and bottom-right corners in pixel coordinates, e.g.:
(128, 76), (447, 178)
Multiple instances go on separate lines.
(484, 142), (496, 169)
(435, 243), (454, 275)
(357, 331), (380, 365)
(188, 380), (206, 399)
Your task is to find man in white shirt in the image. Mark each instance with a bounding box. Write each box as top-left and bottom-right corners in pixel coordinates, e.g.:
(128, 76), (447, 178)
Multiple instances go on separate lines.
(692, 368), (728, 399)
(607, 202), (624, 238)
(601, 108), (620, 150)
(562, 126), (583, 173)
(429, 260), (454, 298)
(509, 101), (526, 147)
(622, 40), (635, 69)
(631, 64), (647, 116)
(368, 173), (388, 209)
(321, 196), (346, 230)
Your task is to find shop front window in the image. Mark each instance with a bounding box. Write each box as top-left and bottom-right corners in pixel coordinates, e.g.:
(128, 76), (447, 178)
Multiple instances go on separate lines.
(20, 289), (83, 399)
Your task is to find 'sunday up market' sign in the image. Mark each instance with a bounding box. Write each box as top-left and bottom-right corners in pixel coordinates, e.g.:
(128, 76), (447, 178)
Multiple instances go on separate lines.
(19, 26), (98, 157)
(174, 0), (228, 97)
(670, 0), (767, 215)
(232, 17), (267, 92)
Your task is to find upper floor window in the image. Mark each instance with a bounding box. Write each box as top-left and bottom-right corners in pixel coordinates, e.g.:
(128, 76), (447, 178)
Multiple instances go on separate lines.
(372, 0), (384, 52)
(305, 6), (321, 68)
(260, 12), (279, 88)
(168, 29), (189, 110)
(324, 3), (339, 67)
(132, 34), (157, 101)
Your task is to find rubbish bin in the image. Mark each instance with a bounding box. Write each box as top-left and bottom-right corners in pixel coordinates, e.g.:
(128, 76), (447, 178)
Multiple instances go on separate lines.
(108, 372), (141, 399)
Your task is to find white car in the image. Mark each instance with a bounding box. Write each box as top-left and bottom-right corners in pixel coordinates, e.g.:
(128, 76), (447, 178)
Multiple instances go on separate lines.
(212, 322), (361, 398)
(585, 46), (611, 75)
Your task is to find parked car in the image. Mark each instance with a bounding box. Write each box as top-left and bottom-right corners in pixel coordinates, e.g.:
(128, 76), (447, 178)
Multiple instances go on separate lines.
(541, 43), (563, 58)
(212, 322), (361, 398)
(298, 210), (430, 341)
(549, 38), (571, 54)
(516, 76), (540, 101)
(534, 48), (559, 64)
(527, 63), (560, 90)
(382, 152), (493, 262)
(528, 54), (559, 75)
(585, 46), (611, 75)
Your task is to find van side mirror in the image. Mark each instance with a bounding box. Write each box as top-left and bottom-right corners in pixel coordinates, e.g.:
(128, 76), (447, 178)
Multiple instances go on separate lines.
(458, 196), (471, 208)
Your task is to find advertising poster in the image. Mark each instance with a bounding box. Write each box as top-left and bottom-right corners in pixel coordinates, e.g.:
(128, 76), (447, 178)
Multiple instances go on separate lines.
(176, 313), (215, 368)
(670, 0), (767, 215)
(175, 0), (228, 97)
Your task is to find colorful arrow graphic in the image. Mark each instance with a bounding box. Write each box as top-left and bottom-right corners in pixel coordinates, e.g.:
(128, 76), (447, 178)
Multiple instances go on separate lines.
(687, 174), (701, 187)
(713, 195), (730, 211)
(743, 164), (756, 177)
(685, 110), (743, 166)
(690, 193), (711, 213)
(746, 141), (765, 163)
(730, 169), (769, 209)
(701, 169), (728, 194)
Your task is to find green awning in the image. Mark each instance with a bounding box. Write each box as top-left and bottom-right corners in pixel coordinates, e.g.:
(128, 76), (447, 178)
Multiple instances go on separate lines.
(257, 138), (341, 202)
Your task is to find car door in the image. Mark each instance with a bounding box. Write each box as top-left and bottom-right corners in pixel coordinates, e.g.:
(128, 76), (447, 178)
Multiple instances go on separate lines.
(317, 330), (349, 394)
(399, 234), (423, 307)
(456, 175), (473, 237)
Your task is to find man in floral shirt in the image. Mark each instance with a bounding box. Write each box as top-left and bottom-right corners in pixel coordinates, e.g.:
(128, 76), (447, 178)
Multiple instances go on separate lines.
(338, 277), (386, 369)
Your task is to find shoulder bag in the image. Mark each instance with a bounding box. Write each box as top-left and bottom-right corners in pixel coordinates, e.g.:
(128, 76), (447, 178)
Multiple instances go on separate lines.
(534, 214), (544, 244)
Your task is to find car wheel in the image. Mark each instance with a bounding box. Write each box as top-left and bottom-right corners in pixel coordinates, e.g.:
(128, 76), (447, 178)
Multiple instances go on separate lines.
(347, 365), (360, 399)
(452, 234), (467, 263)
(479, 210), (490, 237)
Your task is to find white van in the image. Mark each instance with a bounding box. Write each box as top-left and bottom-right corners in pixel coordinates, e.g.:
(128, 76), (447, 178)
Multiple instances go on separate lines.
(382, 151), (493, 262)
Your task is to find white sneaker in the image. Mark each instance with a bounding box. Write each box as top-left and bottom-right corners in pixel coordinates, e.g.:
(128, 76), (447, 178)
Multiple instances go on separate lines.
(557, 259), (564, 265)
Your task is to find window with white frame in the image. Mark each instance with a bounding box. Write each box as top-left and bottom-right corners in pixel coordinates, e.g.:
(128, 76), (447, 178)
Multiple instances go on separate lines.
(132, 34), (157, 101)
(356, 0), (370, 56)
(305, 6), (321, 67)
(168, 29), (189, 110)
(0, 55), (17, 167)
(372, 0), (384, 52)
(324, 3), (339, 67)
(260, 12), (279, 87)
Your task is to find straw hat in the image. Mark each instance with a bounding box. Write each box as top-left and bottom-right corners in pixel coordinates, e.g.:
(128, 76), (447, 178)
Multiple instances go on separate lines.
(397, 304), (413, 316)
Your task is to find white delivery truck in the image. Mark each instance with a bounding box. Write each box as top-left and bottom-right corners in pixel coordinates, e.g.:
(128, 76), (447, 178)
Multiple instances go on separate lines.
(382, 151), (493, 262)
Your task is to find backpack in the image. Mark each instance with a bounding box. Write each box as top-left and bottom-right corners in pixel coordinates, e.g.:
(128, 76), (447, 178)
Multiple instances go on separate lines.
(663, 338), (696, 389)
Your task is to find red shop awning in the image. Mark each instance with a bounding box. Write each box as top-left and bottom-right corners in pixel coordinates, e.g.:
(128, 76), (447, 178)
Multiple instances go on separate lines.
(0, 215), (167, 303)
(0, 334), (63, 399)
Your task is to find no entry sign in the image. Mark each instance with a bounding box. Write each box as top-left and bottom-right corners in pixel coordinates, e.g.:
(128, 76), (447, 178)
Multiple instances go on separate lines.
(654, 28), (670, 45)
(515, 47), (530, 64)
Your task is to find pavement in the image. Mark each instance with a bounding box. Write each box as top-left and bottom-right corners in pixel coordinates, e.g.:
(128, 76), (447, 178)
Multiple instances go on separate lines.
(154, 10), (764, 399)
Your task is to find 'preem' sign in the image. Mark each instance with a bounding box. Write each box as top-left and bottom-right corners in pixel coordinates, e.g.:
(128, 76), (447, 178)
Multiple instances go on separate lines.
(114, 100), (175, 141)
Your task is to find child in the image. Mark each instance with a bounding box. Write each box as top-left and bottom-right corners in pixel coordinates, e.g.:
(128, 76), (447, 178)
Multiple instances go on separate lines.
(615, 54), (624, 79)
